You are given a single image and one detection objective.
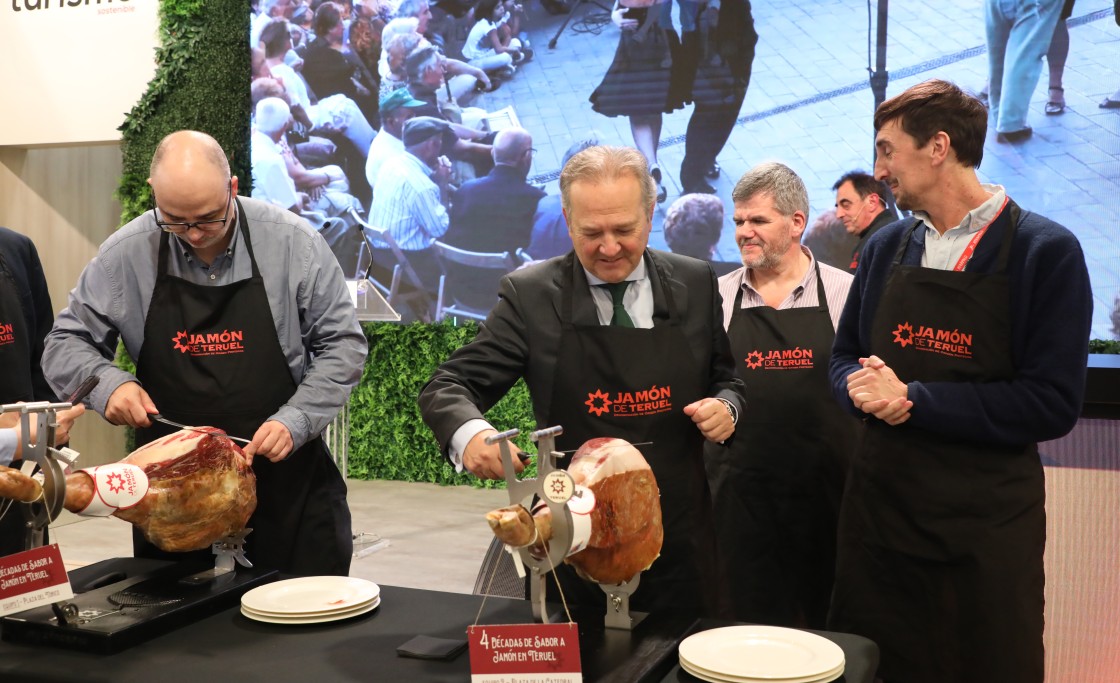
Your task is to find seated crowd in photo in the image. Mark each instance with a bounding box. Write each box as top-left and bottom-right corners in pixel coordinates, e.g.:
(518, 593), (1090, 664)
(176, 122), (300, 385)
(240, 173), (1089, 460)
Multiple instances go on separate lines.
(250, 0), (552, 317)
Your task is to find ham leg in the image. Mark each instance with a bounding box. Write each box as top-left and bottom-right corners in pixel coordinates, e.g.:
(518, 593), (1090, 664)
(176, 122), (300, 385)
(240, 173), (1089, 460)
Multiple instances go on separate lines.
(1, 427), (256, 553)
(487, 437), (663, 585)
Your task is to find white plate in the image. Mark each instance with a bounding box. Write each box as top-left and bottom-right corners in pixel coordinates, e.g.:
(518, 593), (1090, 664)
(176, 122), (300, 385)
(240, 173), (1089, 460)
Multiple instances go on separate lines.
(241, 594), (379, 618)
(680, 656), (844, 683)
(679, 625), (845, 680)
(241, 576), (380, 615)
(240, 596), (380, 624)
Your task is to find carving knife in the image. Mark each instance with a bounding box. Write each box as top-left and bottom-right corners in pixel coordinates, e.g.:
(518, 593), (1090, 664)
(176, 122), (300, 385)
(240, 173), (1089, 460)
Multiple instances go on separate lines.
(148, 413), (253, 445)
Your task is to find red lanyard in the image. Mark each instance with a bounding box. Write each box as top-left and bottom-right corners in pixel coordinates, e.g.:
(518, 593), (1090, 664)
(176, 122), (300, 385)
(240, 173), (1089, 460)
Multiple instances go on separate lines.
(952, 195), (1008, 272)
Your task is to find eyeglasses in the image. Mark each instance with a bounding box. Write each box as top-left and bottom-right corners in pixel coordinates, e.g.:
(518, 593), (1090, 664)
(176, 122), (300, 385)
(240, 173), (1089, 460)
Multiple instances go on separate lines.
(152, 180), (233, 234)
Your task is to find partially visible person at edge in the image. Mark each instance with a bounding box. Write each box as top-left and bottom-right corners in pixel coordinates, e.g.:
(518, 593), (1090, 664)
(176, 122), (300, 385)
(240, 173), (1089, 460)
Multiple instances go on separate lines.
(827, 79), (1092, 683)
(418, 145), (745, 620)
(1, 408), (83, 469)
(831, 170), (896, 273)
(0, 226), (86, 555)
(42, 130), (367, 576)
(712, 162), (857, 628)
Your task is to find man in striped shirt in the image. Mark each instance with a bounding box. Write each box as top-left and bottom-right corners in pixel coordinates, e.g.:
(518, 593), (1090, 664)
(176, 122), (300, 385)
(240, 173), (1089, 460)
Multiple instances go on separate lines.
(708, 162), (858, 628)
(367, 116), (453, 293)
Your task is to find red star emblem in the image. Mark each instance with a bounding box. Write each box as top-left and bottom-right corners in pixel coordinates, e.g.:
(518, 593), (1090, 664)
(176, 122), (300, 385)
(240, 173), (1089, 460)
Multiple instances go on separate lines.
(172, 330), (191, 353)
(549, 478), (568, 496)
(106, 472), (125, 493)
(892, 322), (914, 348)
(584, 389), (612, 417)
(745, 350), (764, 370)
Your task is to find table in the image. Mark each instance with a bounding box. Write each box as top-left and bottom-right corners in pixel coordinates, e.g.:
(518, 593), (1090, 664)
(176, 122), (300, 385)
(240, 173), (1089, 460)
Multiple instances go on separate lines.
(0, 559), (877, 682)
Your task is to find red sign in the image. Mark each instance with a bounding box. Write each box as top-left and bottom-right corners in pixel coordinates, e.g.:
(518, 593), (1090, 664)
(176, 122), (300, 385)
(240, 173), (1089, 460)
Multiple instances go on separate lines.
(468, 622), (582, 683)
(0, 543), (74, 617)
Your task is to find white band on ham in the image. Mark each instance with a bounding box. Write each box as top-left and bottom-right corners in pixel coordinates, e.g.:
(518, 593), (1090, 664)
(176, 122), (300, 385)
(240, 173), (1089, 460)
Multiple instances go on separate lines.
(532, 485), (594, 557)
(566, 485), (594, 556)
(487, 437), (663, 585)
(77, 464), (150, 517)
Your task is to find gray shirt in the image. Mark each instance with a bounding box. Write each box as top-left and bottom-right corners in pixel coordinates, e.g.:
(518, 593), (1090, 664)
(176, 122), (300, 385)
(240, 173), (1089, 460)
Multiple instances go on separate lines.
(42, 197), (368, 451)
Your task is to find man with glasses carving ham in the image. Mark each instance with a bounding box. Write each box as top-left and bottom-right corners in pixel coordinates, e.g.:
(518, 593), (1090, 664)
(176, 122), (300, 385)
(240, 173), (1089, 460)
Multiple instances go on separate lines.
(43, 130), (367, 576)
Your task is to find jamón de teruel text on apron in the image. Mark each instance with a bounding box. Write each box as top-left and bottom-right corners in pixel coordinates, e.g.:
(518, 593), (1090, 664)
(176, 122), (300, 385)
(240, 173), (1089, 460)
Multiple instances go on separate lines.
(541, 253), (726, 619)
(829, 200), (1044, 683)
(709, 263), (857, 628)
(134, 203), (352, 575)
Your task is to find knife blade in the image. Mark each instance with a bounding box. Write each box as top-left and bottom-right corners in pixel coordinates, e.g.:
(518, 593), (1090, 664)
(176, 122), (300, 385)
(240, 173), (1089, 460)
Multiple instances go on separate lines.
(148, 413), (253, 445)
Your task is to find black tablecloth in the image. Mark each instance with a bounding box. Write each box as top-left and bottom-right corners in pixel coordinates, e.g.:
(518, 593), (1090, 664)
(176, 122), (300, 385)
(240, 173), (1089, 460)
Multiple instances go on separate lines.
(0, 559), (877, 682)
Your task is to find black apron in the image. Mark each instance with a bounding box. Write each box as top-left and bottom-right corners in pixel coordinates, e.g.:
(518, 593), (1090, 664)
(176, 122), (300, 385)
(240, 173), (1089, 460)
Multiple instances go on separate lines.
(542, 253), (725, 619)
(133, 202), (352, 576)
(0, 252), (37, 556)
(0, 253), (34, 404)
(828, 201), (1044, 683)
(708, 263), (856, 628)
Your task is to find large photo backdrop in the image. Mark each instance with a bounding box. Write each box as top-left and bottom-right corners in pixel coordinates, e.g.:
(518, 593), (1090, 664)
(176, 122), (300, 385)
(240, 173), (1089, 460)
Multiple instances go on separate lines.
(246, 0), (1120, 337)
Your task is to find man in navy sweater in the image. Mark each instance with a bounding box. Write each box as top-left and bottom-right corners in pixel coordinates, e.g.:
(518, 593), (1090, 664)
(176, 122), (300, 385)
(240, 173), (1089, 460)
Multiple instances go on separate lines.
(827, 79), (1091, 683)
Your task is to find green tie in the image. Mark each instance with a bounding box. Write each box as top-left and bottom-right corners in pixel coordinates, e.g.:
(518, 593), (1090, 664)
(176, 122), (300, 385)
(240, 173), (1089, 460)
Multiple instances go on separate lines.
(600, 281), (635, 328)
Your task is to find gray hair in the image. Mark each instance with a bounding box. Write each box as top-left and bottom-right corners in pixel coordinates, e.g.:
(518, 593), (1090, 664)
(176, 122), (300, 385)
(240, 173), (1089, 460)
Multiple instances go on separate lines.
(262, 0), (288, 16)
(663, 193), (724, 259)
(255, 97), (292, 135)
(731, 162), (810, 217)
(381, 17), (420, 44)
(405, 46), (440, 83)
(385, 32), (424, 75)
(561, 131), (603, 168)
(395, 0), (428, 19)
(559, 146), (655, 216)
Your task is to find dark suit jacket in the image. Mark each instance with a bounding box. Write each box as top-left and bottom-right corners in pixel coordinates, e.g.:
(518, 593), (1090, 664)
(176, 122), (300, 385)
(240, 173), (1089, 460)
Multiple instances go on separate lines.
(438, 165), (547, 310)
(419, 249), (745, 456)
(445, 165), (546, 254)
(848, 208), (897, 273)
(528, 194), (570, 261)
(0, 226), (56, 401)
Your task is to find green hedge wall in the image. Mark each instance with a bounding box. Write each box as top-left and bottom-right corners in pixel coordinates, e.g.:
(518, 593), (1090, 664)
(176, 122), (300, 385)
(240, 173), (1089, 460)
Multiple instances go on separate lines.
(350, 321), (536, 487)
(117, 0), (250, 223)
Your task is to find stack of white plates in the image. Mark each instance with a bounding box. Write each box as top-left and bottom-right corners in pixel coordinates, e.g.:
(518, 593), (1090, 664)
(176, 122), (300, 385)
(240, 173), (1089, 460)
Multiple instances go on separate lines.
(240, 576), (381, 625)
(678, 625), (845, 683)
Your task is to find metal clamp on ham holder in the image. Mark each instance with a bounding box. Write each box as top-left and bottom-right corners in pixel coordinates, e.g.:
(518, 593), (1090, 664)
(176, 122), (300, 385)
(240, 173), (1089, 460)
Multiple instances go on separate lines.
(0, 400), (83, 550)
(491, 426), (645, 631)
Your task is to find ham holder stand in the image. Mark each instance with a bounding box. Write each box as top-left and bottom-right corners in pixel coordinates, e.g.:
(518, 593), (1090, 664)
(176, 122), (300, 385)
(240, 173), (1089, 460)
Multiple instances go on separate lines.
(0, 400), (276, 654)
(491, 426), (647, 631)
(1, 401), (81, 551)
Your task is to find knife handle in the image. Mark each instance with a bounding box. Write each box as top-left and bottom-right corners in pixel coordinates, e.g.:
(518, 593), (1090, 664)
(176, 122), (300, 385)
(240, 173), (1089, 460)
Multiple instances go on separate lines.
(66, 376), (100, 404)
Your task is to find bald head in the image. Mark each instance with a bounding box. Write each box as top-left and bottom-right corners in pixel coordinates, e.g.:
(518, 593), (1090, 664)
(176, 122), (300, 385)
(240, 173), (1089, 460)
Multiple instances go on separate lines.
(149, 130), (231, 182)
(493, 127), (532, 174)
(148, 131), (237, 248)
